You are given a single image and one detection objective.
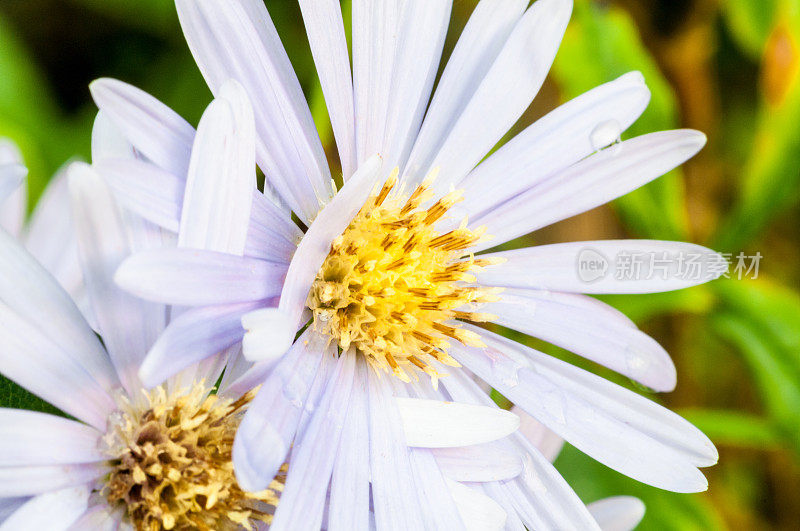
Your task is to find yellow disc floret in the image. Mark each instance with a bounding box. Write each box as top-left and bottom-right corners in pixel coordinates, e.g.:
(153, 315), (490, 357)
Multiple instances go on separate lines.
(103, 383), (285, 531)
(307, 169), (503, 383)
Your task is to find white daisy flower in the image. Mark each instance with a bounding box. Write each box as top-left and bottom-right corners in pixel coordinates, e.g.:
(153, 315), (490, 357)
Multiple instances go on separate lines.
(0, 138), (91, 322)
(0, 105), (293, 530)
(96, 0), (723, 527)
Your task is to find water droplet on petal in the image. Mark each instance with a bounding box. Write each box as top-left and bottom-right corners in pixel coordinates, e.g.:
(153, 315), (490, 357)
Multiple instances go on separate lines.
(590, 119), (623, 154)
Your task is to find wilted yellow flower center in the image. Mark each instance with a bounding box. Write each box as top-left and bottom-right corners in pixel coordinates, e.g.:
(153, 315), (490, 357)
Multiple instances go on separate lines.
(307, 169), (502, 383)
(103, 384), (284, 531)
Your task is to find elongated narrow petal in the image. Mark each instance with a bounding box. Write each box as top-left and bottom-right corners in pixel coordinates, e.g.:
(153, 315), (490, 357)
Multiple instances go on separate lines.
(89, 78), (195, 177)
(241, 308), (295, 362)
(446, 479), (507, 531)
(0, 164), (25, 228)
(380, 0), (451, 171)
(179, 81), (255, 255)
(408, 0), (572, 193)
(0, 410), (102, 466)
(432, 441), (524, 482)
(451, 327), (717, 492)
(367, 370), (426, 530)
(482, 289), (678, 392)
(271, 354), (356, 530)
(176, 0), (333, 222)
(0, 227), (117, 396)
(408, 447), (465, 529)
(70, 163), (165, 394)
(66, 505), (121, 531)
(397, 397), (520, 448)
(0, 487), (89, 531)
(0, 464), (103, 497)
(473, 130), (707, 251)
(140, 300), (265, 387)
(403, 0), (527, 186)
(588, 496), (646, 531)
(512, 406), (565, 463)
(0, 497), (27, 523)
(298, 0), (356, 178)
(279, 154), (383, 329)
(479, 240), (728, 294)
(91, 111), (137, 162)
(233, 330), (327, 491)
(0, 303), (116, 429)
(116, 249), (285, 306)
(328, 359), (370, 531)
(95, 158), (183, 233)
(456, 71), (650, 220)
(244, 191), (299, 263)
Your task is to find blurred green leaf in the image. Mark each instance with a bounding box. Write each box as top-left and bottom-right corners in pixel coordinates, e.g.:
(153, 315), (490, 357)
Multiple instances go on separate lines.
(680, 408), (784, 449)
(722, 0), (779, 58)
(66, 0), (176, 34)
(600, 285), (715, 323)
(551, 0), (689, 241)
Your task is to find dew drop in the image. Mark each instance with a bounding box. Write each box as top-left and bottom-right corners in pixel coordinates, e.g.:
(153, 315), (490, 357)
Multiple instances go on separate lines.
(590, 119), (623, 154)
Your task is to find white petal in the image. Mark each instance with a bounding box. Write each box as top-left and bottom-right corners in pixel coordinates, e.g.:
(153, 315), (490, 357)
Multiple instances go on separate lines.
(402, 0), (527, 187)
(0, 465), (102, 497)
(115, 248), (286, 306)
(512, 406), (565, 463)
(95, 158), (183, 233)
(588, 496), (646, 531)
(455, 71), (650, 220)
(472, 130), (707, 251)
(0, 164), (26, 236)
(271, 354), (356, 530)
(327, 359), (370, 531)
(279, 154), (383, 329)
(91, 110), (138, 162)
(0, 301), (116, 429)
(451, 327), (717, 492)
(379, 1), (451, 171)
(481, 289), (677, 392)
(89, 78), (195, 176)
(233, 330), (328, 491)
(367, 370), (426, 530)
(244, 190), (299, 263)
(179, 81), (255, 255)
(480, 240), (728, 294)
(0, 486), (89, 531)
(140, 300), (265, 388)
(397, 397), (519, 448)
(0, 409), (102, 466)
(67, 505), (121, 531)
(298, 0), (356, 178)
(446, 479), (507, 531)
(70, 163), (164, 394)
(176, 0), (333, 222)
(241, 308), (295, 362)
(408, 447), (465, 529)
(0, 497), (27, 524)
(406, 0), (572, 193)
(432, 441), (524, 482)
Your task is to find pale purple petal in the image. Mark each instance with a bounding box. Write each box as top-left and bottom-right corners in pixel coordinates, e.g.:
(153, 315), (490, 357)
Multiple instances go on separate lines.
(481, 289), (677, 392)
(244, 191), (299, 263)
(67, 505), (122, 531)
(0, 497), (27, 524)
(241, 308), (295, 362)
(271, 353), (355, 530)
(0, 486), (89, 530)
(512, 406), (565, 463)
(91, 111), (138, 162)
(479, 240), (728, 294)
(179, 81), (255, 255)
(139, 300), (265, 388)
(0, 167), (26, 237)
(472, 130), (707, 251)
(298, 0), (356, 178)
(115, 248), (286, 306)
(233, 330), (327, 491)
(455, 71), (650, 221)
(408, 448), (465, 529)
(0, 465), (103, 497)
(279, 154), (383, 329)
(446, 480), (506, 531)
(0, 409), (103, 466)
(588, 496), (646, 531)
(176, 0), (333, 222)
(432, 441), (524, 482)
(89, 78), (195, 176)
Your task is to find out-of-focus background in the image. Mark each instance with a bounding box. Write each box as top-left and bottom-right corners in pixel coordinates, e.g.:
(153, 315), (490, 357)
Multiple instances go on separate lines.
(0, 0), (798, 528)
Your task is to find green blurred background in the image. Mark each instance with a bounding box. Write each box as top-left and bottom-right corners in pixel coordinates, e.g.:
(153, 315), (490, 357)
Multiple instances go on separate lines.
(1, 0), (799, 528)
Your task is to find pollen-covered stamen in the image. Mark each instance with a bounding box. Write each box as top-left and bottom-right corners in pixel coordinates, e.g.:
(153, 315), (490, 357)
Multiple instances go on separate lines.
(103, 383), (285, 531)
(307, 170), (504, 383)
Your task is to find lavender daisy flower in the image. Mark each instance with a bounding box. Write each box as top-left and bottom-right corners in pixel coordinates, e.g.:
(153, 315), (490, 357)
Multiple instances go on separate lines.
(0, 138), (91, 323)
(99, 0), (723, 527)
(0, 117), (292, 529)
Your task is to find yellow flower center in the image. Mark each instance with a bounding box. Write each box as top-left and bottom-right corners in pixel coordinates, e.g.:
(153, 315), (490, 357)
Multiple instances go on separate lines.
(307, 169), (503, 383)
(103, 384), (284, 531)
